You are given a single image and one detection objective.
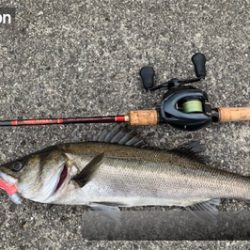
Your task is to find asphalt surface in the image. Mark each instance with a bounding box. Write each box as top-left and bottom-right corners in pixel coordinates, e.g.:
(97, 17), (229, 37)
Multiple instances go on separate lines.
(0, 0), (250, 249)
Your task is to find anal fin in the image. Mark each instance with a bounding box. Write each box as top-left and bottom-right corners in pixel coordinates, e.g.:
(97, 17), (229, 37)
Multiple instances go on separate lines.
(187, 198), (220, 224)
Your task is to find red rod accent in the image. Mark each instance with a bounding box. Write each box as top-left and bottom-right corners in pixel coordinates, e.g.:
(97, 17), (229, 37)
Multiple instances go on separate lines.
(115, 115), (126, 122)
(11, 118), (64, 126)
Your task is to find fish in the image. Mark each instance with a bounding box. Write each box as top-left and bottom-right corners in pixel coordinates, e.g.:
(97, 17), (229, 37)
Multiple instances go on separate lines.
(0, 126), (249, 217)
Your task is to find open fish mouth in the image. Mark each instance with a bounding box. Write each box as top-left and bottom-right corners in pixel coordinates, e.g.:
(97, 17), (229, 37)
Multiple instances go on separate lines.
(54, 164), (68, 193)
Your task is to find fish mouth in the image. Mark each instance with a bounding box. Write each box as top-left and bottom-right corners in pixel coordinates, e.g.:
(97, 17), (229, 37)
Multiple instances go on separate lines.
(54, 164), (68, 193)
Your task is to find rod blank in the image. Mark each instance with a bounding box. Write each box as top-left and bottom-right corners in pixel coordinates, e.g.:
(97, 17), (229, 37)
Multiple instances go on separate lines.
(0, 116), (126, 126)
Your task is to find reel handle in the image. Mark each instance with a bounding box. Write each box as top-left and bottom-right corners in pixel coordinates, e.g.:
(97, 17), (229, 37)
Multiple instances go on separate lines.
(218, 107), (250, 122)
(192, 53), (206, 79)
(140, 66), (155, 91)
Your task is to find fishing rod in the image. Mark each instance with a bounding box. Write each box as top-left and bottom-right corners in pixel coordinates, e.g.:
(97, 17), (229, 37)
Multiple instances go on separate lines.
(1, 53), (250, 131)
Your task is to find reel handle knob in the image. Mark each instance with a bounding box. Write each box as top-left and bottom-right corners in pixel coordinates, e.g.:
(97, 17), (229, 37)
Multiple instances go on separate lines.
(192, 53), (206, 79)
(140, 66), (155, 91)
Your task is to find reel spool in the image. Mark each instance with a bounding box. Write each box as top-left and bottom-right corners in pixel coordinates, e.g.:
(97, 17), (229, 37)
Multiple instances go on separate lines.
(181, 99), (203, 113)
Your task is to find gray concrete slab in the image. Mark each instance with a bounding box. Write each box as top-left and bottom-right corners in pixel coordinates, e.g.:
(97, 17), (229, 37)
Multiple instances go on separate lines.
(0, 0), (249, 248)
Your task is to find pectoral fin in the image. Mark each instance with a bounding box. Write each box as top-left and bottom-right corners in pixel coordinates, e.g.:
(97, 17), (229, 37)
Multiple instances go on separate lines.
(72, 153), (104, 187)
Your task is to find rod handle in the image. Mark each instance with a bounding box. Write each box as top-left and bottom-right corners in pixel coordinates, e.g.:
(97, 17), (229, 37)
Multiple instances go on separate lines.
(126, 109), (159, 126)
(218, 107), (250, 122)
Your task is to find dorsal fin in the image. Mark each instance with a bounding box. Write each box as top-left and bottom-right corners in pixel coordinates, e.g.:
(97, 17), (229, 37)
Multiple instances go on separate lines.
(170, 141), (208, 164)
(93, 125), (145, 147)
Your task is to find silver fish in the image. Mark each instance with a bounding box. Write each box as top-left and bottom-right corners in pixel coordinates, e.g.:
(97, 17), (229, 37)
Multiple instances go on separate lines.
(0, 127), (249, 214)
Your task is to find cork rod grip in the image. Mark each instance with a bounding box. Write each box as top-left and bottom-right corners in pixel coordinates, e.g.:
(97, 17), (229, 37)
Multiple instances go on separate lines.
(218, 107), (250, 122)
(126, 109), (159, 126)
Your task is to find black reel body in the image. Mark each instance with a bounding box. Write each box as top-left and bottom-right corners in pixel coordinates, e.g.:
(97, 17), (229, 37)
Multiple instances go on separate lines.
(140, 53), (213, 131)
(160, 87), (212, 130)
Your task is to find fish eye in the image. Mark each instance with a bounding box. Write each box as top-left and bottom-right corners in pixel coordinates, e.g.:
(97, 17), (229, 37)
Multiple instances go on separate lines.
(10, 161), (24, 172)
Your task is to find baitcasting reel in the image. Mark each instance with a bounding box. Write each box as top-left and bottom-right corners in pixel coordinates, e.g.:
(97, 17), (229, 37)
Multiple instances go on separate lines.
(140, 53), (217, 130)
